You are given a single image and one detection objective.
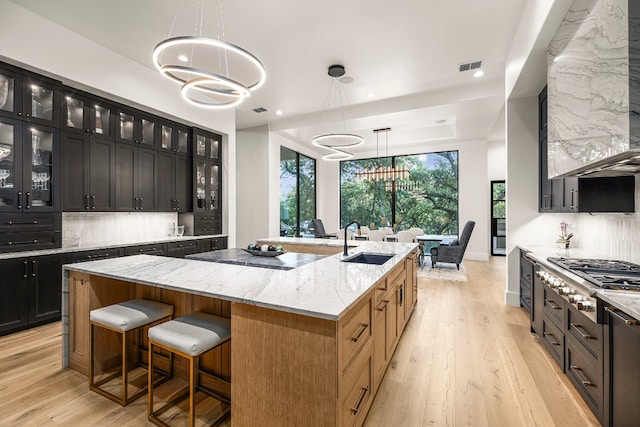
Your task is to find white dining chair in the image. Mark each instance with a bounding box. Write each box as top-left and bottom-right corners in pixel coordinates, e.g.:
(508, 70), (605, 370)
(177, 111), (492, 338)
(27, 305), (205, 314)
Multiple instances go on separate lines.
(360, 225), (370, 234)
(367, 230), (386, 241)
(381, 227), (394, 235)
(338, 229), (356, 240)
(396, 230), (416, 243)
(407, 227), (424, 237)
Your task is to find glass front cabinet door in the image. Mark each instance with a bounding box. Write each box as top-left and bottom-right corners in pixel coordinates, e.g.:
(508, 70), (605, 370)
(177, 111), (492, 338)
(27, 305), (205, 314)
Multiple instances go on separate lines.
(194, 129), (221, 161)
(63, 91), (114, 138)
(194, 160), (220, 213)
(0, 117), (60, 212)
(0, 64), (61, 128)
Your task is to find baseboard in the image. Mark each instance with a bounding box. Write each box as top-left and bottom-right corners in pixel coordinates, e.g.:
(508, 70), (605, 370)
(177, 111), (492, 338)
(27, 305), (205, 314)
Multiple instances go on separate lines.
(504, 290), (520, 307)
(465, 251), (490, 262)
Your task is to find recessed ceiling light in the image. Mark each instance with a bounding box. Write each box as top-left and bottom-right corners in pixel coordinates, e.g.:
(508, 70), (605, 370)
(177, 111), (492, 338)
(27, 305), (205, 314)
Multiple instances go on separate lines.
(365, 92), (376, 98)
(276, 110), (283, 116)
(473, 70), (484, 78)
(340, 76), (354, 84)
(178, 54), (189, 62)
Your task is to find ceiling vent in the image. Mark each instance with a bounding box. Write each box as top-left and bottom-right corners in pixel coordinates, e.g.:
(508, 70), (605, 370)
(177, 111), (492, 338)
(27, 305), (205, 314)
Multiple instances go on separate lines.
(458, 60), (483, 72)
(253, 107), (268, 113)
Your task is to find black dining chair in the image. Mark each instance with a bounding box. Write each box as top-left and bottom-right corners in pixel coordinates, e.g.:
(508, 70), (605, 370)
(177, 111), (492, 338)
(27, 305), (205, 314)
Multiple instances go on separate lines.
(311, 219), (337, 239)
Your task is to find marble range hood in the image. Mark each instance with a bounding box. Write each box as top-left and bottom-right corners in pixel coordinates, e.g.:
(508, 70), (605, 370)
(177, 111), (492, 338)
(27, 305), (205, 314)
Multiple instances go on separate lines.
(547, 0), (640, 178)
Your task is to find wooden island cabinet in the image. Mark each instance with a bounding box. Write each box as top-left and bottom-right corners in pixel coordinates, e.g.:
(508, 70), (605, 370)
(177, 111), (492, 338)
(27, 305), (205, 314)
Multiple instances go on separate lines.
(64, 239), (419, 427)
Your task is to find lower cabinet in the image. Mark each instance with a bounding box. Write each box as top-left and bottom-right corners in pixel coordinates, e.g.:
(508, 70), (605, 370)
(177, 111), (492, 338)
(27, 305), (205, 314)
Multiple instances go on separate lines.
(166, 239), (201, 258)
(0, 254), (63, 336)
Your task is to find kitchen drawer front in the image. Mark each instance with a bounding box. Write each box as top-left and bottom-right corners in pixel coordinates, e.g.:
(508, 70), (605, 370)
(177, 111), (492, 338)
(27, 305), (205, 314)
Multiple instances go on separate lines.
(0, 213), (61, 232)
(339, 349), (373, 427)
(566, 337), (604, 422)
(374, 276), (389, 301)
(65, 248), (124, 263)
(0, 231), (61, 253)
(542, 315), (564, 369)
(566, 305), (602, 364)
(124, 243), (167, 256)
(339, 294), (373, 375)
(194, 219), (221, 235)
(520, 250), (533, 286)
(166, 240), (200, 258)
(543, 286), (565, 329)
(520, 279), (531, 313)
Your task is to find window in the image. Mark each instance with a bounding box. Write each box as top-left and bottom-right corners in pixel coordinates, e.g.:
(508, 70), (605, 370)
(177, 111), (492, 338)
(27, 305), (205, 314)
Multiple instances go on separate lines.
(280, 147), (316, 237)
(340, 151), (458, 235)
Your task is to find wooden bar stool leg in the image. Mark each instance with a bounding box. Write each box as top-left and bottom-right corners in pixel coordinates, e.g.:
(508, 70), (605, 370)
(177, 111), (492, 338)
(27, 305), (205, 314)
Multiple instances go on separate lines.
(190, 356), (197, 427)
(89, 322), (95, 389)
(121, 330), (127, 405)
(148, 341), (155, 419)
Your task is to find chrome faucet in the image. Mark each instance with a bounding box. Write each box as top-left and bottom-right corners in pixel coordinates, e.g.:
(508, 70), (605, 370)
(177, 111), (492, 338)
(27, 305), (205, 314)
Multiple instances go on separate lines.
(343, 220), (360, 256)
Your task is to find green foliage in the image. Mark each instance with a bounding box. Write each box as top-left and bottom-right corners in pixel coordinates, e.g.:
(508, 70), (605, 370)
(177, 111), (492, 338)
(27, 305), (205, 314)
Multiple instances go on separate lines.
(280, 150), (316, 236)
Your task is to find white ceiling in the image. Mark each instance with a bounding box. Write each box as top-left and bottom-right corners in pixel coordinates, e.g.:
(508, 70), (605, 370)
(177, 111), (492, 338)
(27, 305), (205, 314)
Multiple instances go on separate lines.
(11, 0), (526, 157)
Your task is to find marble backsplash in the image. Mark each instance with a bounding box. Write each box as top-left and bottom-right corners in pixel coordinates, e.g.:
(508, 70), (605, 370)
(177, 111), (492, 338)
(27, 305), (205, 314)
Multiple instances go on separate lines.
(62, 212), (178, 248)
(574, 213), (640, 263)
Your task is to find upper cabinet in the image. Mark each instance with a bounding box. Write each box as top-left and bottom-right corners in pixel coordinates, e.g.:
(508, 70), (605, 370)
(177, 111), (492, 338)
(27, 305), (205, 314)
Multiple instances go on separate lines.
(547, 0), (640, 177)
(115, 108), (157, 148)
(0, 117), (60, 213)
(194, 128), (221, 161)
(0, 64), (61, 128)
(159, 120), (190, 155)
(63, 89), (115, 139)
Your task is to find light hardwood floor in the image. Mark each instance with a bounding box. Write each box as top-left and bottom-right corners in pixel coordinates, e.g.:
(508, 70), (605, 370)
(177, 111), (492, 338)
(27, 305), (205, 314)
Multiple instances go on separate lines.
(0, 257), (600, 426)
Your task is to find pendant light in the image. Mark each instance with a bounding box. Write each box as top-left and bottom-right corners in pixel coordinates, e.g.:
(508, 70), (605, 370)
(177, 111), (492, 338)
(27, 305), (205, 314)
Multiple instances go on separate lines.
(153, 0), (266, 109)
(311, 65), (363, 161)
(356, 128), (410, 181)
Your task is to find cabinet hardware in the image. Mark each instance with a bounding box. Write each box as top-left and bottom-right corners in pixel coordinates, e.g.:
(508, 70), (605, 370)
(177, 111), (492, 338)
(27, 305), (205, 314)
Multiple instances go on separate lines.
(85, 195), (90, 210)
(91, 195), (96, 209)
(350, 386), (369, 415)
(31, 260), (37, 277)
(570, 323), (593, 340)
(23, 261), (28, 278)
(543, 331), (561, 346)
(139, 197), (143, 210)
(376, 300), (389, 312)
(605, 306), (639, 325)
(570, 365), (592, 387)
(351, 323), (369, 343)
(7, 239), (38, 246)
(17, 111), (22, 117)
(134, 197), (139, 210)
(25, 192), (31, 208)
(399, 286), (403, 306)
(545, 299), (561, 310)
(570, 189), (576, 210)
(6, 220), (38, 225)
(17, 191), (22, 209)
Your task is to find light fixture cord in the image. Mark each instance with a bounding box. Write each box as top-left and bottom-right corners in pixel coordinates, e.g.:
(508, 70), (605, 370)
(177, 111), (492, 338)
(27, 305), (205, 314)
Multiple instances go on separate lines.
(237, 0), (262, 57)
(159, 3), (182, 64)
(217, 0), (230, 78)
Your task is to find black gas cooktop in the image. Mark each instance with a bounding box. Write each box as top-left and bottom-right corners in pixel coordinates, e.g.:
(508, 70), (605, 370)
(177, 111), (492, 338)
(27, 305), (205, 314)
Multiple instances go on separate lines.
(548, 257), (640, 291)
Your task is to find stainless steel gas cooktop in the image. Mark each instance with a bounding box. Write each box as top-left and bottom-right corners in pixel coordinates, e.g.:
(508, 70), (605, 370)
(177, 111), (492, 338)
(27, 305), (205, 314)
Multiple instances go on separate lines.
(548, 257), (640, 291)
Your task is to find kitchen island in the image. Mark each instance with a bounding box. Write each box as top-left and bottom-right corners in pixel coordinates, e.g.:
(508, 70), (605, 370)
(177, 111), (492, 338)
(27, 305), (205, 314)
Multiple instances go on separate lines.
(63, 239), (420, 427)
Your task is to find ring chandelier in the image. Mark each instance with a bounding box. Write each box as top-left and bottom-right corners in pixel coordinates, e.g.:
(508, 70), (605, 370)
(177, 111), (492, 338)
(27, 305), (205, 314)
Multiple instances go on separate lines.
(311, 65), (363, 160)
(153, 0), (266, 109)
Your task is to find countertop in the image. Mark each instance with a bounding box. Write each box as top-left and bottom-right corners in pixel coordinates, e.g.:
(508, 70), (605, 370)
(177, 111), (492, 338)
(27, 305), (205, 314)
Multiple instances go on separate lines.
(186, 248), (326, 271)
(521, 245), (640, 321)
(64, 240), (418, 320)
(0, 234), (227, 260)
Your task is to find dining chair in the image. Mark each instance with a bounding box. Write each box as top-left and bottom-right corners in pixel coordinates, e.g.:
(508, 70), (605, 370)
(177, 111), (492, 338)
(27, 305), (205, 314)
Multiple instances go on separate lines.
(360, 225), (370, 234)
(407, 227), (424, 237)
(381, 227), (394, 235)
(338, 229), (356, 240)
(312, 219), (337, 238)
(396, 230), (416, 243)
(367, 230), (386, 241)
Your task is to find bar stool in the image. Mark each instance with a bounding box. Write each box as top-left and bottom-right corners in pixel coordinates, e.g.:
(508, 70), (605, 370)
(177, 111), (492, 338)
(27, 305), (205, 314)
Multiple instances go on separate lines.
(148, 311), (231, 427)
(89, 299), (174, 406)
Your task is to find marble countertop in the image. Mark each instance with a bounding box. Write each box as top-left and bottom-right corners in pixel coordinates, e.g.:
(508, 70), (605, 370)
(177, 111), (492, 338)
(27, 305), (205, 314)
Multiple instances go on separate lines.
(521, 245), (640, 321)
(0, 234), (227, 260)
(186, 248), (326, 271)
(64, 240), (418, 320)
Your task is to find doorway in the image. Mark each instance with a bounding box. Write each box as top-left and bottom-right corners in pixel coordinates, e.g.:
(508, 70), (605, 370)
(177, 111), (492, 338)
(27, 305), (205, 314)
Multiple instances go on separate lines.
(491, 180), (506, 256)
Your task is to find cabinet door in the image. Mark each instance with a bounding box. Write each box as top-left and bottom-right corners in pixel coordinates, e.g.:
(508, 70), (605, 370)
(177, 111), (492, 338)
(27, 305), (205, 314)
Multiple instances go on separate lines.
(22, 74), (61, 127)
(176, 126), (190, 154)
(158, 151), (176, 211)
(0, 117), (23, 212)
(22, 124), (60, 212)
(27, 254), (62, 324)
(89, 137), (116, 211)
(115, 143), (136, 210)
(0, 258), (29, 335)
(373, 298), (388, 386)
(175, 155), (191, 212)
(62, 92), (89, 133)
(194, 128), (221, 160)
(0, 66), (24, 121)
(137, 147), (157, 211)
(61, 132), (89, 211)
(386, 286), (399, 357)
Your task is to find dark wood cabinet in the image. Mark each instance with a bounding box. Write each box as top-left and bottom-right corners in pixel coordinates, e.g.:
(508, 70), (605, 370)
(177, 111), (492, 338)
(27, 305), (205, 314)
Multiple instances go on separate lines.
(115, 144), (158, 211)
(62, 89), (115, 139)
(0, 117), (61, 213)
(158, 152), (191, 212)
(159, 120), (190, 155)
(198, 236), (228, 252)
(194, 128), (221, 161)
(0, 63), (61, 128)
(115, 108), (157, 148)
(0, 253), (63, 336)
(61, 132), (116, 211)
(520, 250), (533, 314)
(124, 243), (167, 256)
(166, 239), (201, 258)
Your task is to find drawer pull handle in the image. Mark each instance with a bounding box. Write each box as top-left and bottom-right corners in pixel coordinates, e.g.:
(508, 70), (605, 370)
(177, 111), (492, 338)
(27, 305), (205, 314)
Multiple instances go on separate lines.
(570, 323), (593, 340)
(7, 239), (38, 246)
(351, 324), (369, 343)
(570, 365), (592, 387)
(350, 386), (369, 415)
(543, 332), (561, 346)
(605, 306), (640, 326)
(6, 220), (38, 225)
(545, 299), (561, 310)
(376, 301), (389, 312)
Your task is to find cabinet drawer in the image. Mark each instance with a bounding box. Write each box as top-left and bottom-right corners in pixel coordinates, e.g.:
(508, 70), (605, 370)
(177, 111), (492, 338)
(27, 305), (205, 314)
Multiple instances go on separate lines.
(520, 251), (533, 286)
(374, 277), (388, 301)
(0, 231), (60, 253)
(339, 352), (373, 427)
(166, 240), (200, 258)
(65, 248), (123, 263)
(542, 315), (564, 369)
(543, 286), (564, 328)
(124, 243), (167, 256)
(566, 306), (602, 364)
(0, 213), (61, 232)
(566, 338), (604, 422)
(194, 219), (221, 235)
(339, 295), (372, 375)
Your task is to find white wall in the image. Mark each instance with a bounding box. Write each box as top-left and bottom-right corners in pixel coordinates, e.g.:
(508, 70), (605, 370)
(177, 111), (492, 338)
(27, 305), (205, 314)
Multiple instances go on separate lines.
(236, 126), (270, 247)
(0, 2), (238, 246)
(488, 140), (506, 181)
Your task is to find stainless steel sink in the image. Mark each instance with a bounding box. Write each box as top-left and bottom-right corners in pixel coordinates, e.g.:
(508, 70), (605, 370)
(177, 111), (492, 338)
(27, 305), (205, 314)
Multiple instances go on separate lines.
(342, 253), (394, 265)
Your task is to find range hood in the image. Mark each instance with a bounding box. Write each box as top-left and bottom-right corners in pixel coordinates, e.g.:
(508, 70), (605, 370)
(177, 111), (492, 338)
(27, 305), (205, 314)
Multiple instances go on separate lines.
(546, 0), (640, 178)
